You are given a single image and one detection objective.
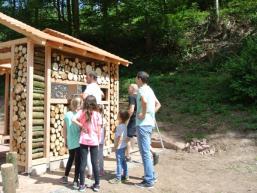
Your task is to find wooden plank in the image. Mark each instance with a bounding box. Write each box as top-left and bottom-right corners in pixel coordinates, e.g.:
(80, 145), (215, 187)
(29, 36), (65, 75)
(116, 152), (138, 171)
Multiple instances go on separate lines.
(46, 41), (122, 65)
(0, 38), (28, 49)
(32, 158), (48, 166)
(49, 154), (69, 162)
(50, 98), (68, 104)
(9, 45), (15, 151)
(25, 39), (34, 172)
(4, 72), (10, 135)
(0, 59), (11, 65)
(51, 78), (109, 89)
(107, 62), (111, 148)
(0, 52), (11, 60)
(44, 46), (51, 159)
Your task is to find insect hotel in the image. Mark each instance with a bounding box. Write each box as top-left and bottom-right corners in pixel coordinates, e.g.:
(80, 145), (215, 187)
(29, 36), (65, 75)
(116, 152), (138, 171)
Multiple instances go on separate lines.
(0, 12), (130, 173)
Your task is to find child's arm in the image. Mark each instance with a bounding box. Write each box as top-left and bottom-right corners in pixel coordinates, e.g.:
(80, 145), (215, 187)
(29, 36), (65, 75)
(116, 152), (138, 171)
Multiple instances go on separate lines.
(114, 135), (123, 149)
(72, 117), (83, 128)
(62, 122), (67, 147)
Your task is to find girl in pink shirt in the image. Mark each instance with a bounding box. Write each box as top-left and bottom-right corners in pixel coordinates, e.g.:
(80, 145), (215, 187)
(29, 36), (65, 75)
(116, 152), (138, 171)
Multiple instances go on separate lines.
(73, 95), (102, 192)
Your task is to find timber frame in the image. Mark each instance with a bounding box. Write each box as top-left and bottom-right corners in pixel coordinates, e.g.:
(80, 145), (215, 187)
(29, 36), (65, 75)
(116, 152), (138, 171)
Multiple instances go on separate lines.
(0, 12), (129, 173)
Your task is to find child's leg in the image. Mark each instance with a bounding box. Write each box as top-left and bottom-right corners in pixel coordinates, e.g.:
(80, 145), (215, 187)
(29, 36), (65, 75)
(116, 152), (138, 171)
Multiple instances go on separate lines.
(98, 144), (104, 172)
(74, 147), (80, 182)
(115, 149), (123, 180)
(79, 144), (88, 186)
(65, 149), (76, 177)
(86, 151), (93, 177)
(121, 148), (128, 177)
(126, 138), (131, 158)
(90, 146), (100, 185)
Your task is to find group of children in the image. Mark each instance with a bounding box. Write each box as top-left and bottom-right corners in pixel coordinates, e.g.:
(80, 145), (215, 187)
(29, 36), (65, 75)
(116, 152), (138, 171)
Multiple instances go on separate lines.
(60, 83), (150, 192)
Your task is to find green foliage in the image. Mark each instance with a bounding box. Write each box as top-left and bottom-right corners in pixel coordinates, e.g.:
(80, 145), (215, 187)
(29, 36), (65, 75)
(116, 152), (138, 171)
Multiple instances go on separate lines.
(222, 36), (257, 103)
(221, 0), (257, 24)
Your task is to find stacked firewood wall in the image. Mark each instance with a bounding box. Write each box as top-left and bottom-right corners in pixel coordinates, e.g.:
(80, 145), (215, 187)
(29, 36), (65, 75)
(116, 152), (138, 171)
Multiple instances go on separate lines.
(51, 52), (110, 86)
(50, 104), (67, 157)
(109, 63), (119, 142)
(12, 44), (27, 162)
(32, 47), (45, 160)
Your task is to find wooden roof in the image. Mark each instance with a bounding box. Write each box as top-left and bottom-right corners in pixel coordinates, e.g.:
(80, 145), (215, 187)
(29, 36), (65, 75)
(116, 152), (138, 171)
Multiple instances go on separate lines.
(0, 12), (130, 66)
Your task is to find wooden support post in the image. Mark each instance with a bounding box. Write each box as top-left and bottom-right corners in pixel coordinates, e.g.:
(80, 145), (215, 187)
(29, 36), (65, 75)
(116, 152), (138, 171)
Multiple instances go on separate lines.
(9, 45), (15, 151)
(116, 65), (119, 116)
(4, 72), (10, 135)
(25, 40), (34, 172)
(1, 163), (16, 193)
(44, 46), (51, 158)
(6, 152), (19, 188)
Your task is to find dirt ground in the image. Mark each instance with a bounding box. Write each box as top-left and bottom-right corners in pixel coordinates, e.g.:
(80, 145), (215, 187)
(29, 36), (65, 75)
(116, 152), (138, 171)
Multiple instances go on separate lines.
(0, 131), (257, 193)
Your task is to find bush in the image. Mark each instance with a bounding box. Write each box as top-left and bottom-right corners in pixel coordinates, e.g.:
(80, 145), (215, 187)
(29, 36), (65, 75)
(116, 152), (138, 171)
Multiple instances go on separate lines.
(222, 36), (257, 103)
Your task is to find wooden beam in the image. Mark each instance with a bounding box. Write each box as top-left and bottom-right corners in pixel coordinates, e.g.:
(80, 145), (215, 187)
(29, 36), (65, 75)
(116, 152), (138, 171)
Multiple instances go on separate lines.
(0, 38), (27, 49)
(0, 52), (11, 60)
(44, 46), (51, 159)
(0, 59), (11, 65)
(46, 41), (121, 65)
(4, 72), (10, 135)
(25, 40), (34, 172)
(9, 45), (15, 151)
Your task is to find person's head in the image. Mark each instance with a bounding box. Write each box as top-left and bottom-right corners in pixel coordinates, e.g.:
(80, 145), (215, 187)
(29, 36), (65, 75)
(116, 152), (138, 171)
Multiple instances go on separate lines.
(82, 95), (98, 122)
(118, 110), (130, 124)
(86, 71), (97, 84)
(136, 71), (149, 87)
(128, 84), (138, 95)
(70, 97), (82, 111)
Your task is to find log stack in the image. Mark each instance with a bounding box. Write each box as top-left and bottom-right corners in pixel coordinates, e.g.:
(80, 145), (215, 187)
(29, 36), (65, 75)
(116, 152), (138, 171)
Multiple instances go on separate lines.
(32, 47), (45, 160)
(49, 104), (67, 157)
(109, 63), (119, 142)
(51, 52), (109, 86)
(102, 104), (111, 146)
(12, 44), (27, 162)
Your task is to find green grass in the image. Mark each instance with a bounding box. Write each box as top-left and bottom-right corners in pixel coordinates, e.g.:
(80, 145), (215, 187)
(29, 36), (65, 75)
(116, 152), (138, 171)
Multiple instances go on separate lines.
(120, 71), (257, 138)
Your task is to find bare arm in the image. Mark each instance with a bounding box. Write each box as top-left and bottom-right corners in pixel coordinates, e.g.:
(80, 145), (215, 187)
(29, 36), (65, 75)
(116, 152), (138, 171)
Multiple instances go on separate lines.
(155, 97), (161, 113)
(62, 122), (67, 147)
(138, 96), (147, 120)
(72, 117), (83, 128)
(82, 92), (88, 100)
(114, 135), (122, 149)
(128, 104), (135, 117)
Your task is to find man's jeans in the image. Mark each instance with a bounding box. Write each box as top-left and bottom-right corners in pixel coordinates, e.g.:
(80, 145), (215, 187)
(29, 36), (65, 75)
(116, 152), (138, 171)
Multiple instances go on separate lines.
(137, 125), (155, 185)
(115, 147), (128, 180)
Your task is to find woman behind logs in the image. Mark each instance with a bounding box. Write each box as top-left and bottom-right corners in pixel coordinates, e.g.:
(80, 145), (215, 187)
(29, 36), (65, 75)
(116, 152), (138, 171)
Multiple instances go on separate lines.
(72, 95), (102, 192)
(60, 97), (82, 189)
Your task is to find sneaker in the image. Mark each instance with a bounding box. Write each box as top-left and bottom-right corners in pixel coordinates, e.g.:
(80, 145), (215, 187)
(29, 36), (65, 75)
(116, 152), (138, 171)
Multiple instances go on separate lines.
(78, 185), (86, 192)
(60, 176), (68, 184)
(92, 184), (100, 192)
(135, 180), (154, 189)
(126, 156), (132, 162)
(153, 152), (159, 165)
(109, 178), (121, 184)
(121, 176), (129, 183)
(72, 181), (79, 190)
(141, 176), (158, 183)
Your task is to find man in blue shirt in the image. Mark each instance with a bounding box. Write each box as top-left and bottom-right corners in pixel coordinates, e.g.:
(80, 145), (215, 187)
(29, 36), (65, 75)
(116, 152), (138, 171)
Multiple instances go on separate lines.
(135, 71), (161, 188)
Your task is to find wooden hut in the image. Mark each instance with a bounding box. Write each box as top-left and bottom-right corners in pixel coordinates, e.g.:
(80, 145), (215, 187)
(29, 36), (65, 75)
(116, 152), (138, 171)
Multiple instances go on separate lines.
(0, 12), (130, 173)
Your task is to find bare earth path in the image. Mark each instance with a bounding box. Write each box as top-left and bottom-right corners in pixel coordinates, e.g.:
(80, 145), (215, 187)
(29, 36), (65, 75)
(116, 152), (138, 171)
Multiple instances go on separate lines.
(0, 134), (257, 193)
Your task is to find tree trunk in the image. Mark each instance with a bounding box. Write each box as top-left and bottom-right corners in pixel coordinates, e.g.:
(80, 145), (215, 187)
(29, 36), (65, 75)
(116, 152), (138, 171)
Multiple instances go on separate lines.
(215, 0), (220, 24)
(72, 0), (80, 36)
(66, 0), (72, 34)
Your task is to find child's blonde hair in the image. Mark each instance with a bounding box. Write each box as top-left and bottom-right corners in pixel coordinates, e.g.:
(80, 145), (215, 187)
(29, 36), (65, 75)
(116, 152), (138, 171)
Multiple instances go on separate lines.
(70, 96), (82, 111)
(129, 84), (138, 93)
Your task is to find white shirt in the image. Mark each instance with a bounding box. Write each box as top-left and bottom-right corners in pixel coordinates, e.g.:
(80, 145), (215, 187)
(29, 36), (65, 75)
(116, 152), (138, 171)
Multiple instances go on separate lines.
(84, 82), (102, 104)
(115, 124), (127, 149)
